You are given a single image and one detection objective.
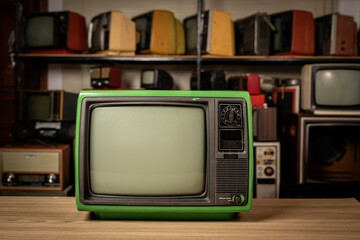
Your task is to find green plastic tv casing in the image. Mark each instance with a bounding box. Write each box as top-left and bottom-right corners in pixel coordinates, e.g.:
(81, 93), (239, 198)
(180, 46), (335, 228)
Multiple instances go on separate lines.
(75, 90), (253, 220)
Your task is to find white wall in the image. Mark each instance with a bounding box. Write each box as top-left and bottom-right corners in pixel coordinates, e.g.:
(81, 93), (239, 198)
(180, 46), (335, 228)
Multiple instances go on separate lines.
(338, 0), (360, 26)
(49, 0), (345, 92)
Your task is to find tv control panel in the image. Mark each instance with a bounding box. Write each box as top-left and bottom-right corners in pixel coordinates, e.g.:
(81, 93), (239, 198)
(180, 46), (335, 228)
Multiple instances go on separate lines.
(216, 101), (249, 206)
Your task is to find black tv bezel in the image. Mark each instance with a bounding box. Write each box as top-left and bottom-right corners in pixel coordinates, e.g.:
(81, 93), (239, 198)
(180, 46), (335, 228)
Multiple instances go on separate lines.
(302, 119), (360, 184)
(89, 11), (112, 52)
(23, 11), (69, 51)
(132, 12), (153, 53)
(78, 97), (215, 206)
(270, 11), (293, 54)
(310, 65), (360, 110)
(183, 10), (209, 55)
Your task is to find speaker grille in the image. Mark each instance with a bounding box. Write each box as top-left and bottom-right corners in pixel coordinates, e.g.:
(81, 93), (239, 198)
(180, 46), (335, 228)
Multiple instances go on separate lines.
(216, 159), (248, 193)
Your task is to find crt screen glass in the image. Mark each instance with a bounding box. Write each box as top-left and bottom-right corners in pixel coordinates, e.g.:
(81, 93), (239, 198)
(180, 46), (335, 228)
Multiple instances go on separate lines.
(315, 69), (360, 106)
(142, 71), (155, 84)
(25, 16), (54, 47)
(184, 17), (197, 51)
(89, 105), (206, 196)
(27, 94), (51, 120)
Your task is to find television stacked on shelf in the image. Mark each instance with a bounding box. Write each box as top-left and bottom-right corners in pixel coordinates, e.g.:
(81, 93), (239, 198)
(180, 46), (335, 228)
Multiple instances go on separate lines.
(281, 64), (360, 198)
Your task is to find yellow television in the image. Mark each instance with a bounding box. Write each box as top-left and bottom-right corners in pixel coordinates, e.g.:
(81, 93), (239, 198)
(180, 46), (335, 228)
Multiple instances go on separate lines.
(132, 10), (185, 55)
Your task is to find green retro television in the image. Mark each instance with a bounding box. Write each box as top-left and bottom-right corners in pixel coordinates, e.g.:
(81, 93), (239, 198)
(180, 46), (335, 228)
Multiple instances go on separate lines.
(75, 90), (253, 220)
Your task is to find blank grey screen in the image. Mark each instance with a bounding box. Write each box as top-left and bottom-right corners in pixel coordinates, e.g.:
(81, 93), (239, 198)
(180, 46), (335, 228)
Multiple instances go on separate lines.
(89, 106), (206, 196)
(315, 69), (360, 106)
(25, 16), (54, 47)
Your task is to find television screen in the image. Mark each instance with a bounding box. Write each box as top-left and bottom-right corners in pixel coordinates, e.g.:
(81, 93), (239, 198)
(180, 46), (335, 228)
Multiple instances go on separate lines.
(184, 17), (197, 52)
(90, 14), (106, 51)
(135, 15), (151, 51)
(76, 90), (253, 220)
(26, 94), (52, 120)
(315, 69), (360, 106)
(90, 106), (205, 196)
(271, 12), (292, 54)
(25, 16), (54, 47)
(141, 70), (154, 84)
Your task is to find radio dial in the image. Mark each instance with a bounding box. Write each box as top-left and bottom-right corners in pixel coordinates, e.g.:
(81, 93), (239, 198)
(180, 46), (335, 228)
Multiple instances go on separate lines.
(47, 174), (57, 184)
(221, 106), (241, 126)
(6, 173), (16, 184)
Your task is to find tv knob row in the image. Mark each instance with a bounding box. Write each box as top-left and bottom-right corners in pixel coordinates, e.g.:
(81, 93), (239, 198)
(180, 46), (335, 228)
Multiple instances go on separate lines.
(2, 173), (58, 185)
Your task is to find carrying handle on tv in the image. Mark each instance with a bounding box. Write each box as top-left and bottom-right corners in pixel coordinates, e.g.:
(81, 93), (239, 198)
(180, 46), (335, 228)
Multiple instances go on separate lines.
(263, 15), (276, 31)
(88, 22), (93, 49)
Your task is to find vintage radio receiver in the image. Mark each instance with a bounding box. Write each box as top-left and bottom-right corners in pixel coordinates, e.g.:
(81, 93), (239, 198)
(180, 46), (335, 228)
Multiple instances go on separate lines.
(315, 13), (356, 56)
(0, 145), (70, 191)
(234, 12), (274, 55)
(254, 142), (280, 198)
(91, 66), (122, 88)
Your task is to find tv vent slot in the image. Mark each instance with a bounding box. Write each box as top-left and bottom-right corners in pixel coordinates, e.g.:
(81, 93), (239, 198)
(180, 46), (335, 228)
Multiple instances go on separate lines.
(216, 159), (248, 193)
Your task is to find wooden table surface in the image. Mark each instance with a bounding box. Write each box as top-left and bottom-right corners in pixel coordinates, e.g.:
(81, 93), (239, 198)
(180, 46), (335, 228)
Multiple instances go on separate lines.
(0, 197), (359, 239)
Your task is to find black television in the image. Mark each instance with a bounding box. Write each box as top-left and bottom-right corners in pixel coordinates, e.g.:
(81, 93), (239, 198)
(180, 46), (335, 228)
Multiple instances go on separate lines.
(23, 11), (86, 54)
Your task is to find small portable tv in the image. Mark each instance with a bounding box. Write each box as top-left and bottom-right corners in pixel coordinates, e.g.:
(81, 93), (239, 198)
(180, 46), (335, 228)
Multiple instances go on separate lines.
(301, 64), (360, 115)
(270, 10), (315, 55)
(91, 66), (122, 88)
(75, 90), (253, 220)
(141, 69), (173, 90)
(234, 12), (273, 55)
(88, 11), (136, 56)
(23, 11), (86, 54)
(22, 90), (78, 121)
(183, 10), (235, 56)
(132, 10), (185, 55)
(315, 13), (356, 56)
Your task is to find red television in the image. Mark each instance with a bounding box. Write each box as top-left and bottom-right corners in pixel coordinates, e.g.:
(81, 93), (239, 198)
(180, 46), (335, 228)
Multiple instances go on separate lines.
(270, 10), (315, 55)
(23, 11), (87, 54)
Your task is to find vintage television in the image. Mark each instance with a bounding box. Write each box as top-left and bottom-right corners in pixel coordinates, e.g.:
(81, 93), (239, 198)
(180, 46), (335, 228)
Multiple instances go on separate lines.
(22, 90), (78, 121)
(91, 66), (122, 88)
(75, 90), (253, 220)
(132, 10), (185, 55)
(234, 12), (273, 55)
(285, 113), (360, 185)
(315, 13), (356, 56)
(141, 69), (173, 90)
(183, 10), (235, 56)
(88, 11), (136, 56)
(301, 64), (360, 115)
(270, 10), (315, 55)
(23, 11), (86, 54)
